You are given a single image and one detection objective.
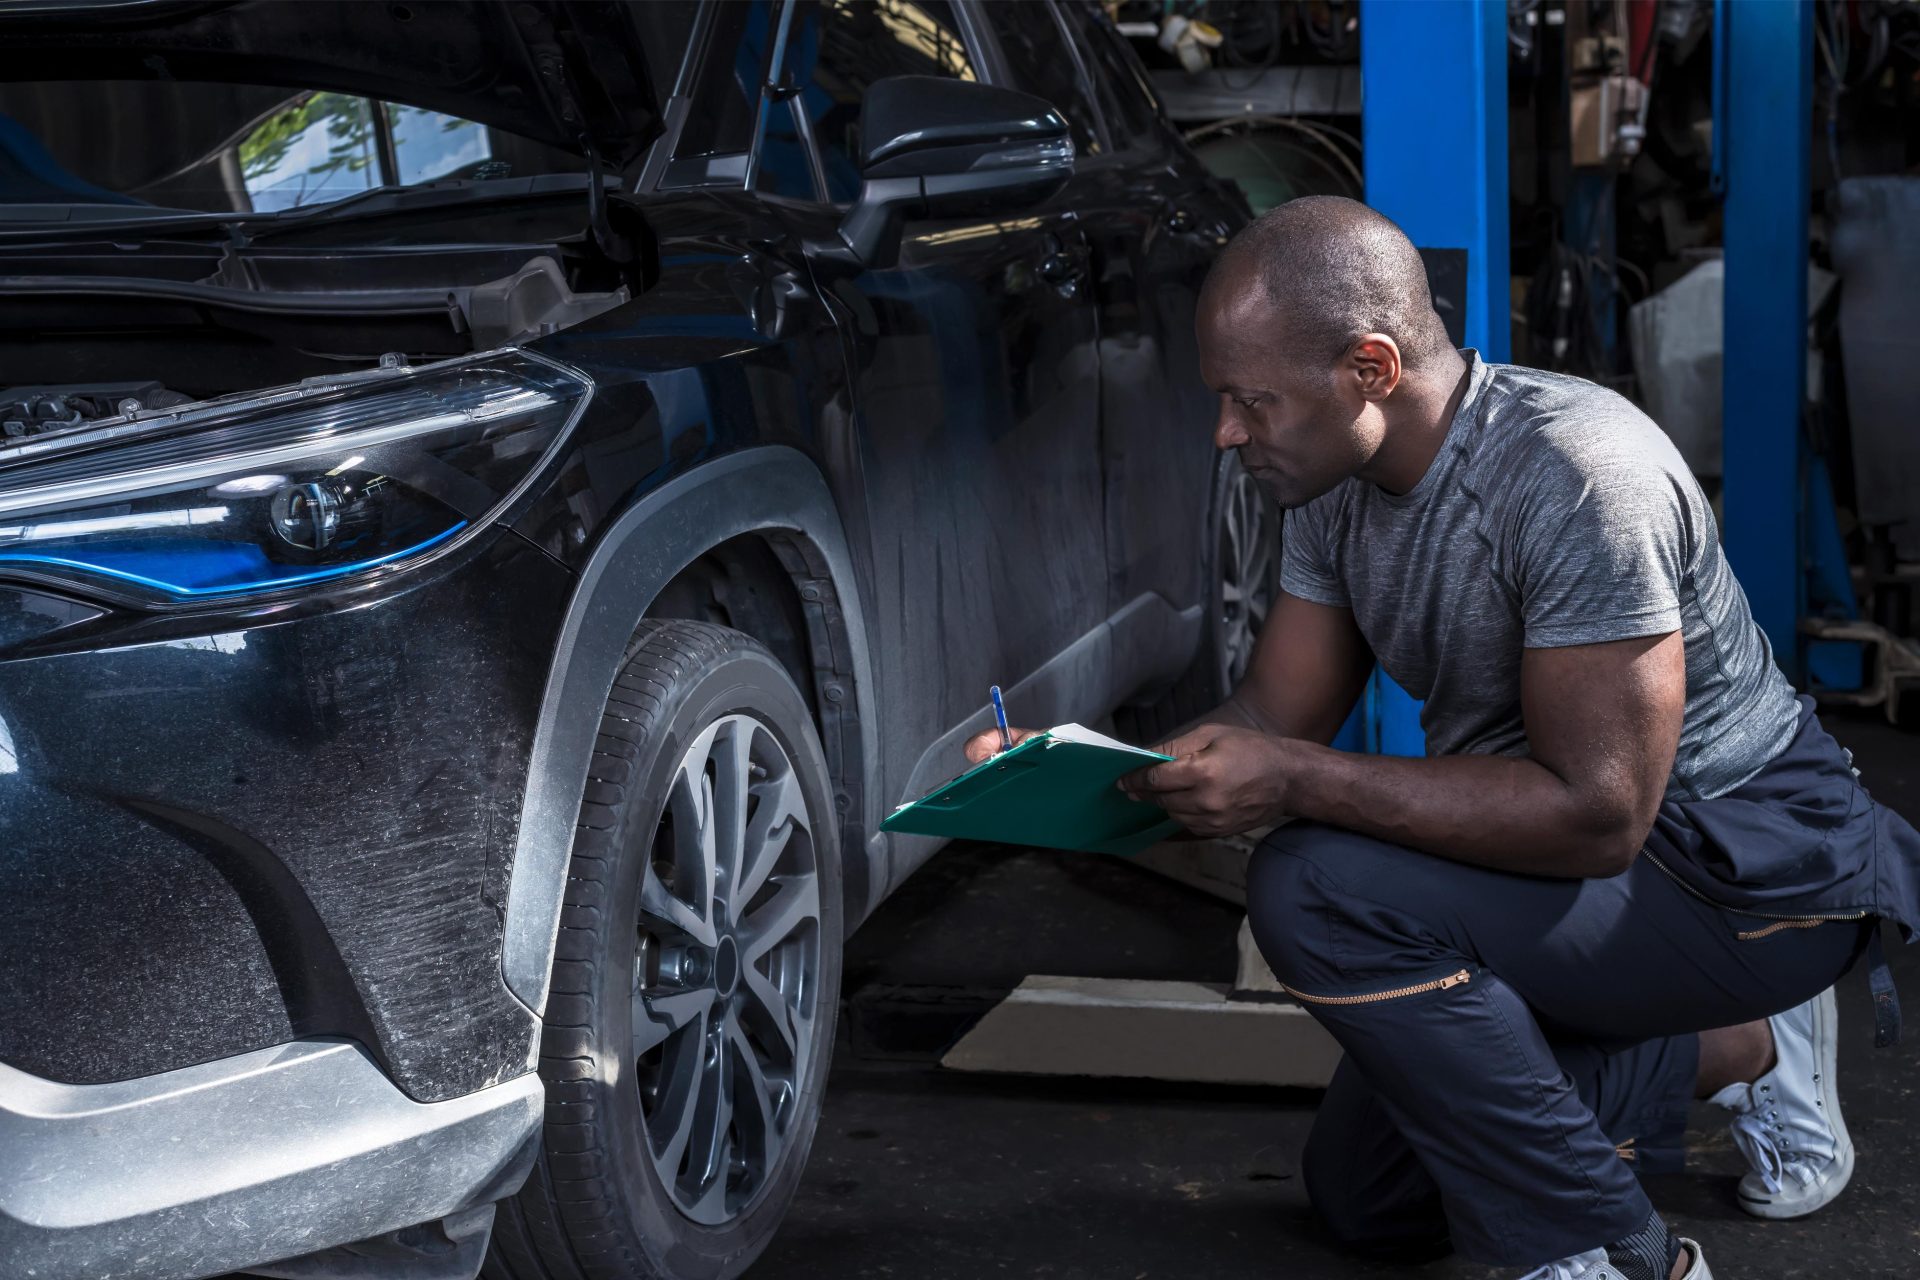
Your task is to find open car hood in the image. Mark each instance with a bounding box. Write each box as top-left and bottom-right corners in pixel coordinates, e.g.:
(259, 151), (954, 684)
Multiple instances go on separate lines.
(0, 0), (662, 169)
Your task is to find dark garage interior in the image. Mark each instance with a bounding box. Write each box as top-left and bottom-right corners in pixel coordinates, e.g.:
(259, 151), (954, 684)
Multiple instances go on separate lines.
(4, 1), (1920, 1278)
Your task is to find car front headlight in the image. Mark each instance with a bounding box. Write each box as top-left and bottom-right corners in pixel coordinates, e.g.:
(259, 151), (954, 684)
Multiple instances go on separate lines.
(0, 350), (591, 603)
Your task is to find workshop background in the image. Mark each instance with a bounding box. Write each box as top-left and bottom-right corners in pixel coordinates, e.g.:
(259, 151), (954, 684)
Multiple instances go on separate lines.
(8, 1), (1917, 1277)
(756, 2), (1920, 1277)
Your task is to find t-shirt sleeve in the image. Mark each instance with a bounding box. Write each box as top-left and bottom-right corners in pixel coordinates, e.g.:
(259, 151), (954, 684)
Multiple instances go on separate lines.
(1279, 501), (1349, 608)
(1511, 449), (1689, 648)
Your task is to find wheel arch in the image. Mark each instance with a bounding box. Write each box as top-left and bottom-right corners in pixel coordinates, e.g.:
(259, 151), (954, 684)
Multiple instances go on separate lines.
(501, 446), (877, 1016)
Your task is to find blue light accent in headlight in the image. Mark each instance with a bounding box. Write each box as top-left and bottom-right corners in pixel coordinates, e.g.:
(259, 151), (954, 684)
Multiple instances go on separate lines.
(0, 350), (590, 604)
(0, 523), (467, 598)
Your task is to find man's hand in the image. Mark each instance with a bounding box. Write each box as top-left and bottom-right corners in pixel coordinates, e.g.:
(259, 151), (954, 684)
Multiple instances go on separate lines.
(1118, 723), (1296, 838)
(963, 726), (1045, 765)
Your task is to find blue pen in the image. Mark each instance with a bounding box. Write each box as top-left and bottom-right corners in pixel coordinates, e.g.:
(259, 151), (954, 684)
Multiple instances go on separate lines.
(989, 685), (1013, 753)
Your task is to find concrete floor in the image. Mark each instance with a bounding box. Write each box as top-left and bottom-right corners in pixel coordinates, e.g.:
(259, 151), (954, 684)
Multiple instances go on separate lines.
(756, 710), (1920, 1279)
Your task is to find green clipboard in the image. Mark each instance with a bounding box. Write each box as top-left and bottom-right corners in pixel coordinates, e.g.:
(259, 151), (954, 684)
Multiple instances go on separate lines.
(880, 723), (1183, 857)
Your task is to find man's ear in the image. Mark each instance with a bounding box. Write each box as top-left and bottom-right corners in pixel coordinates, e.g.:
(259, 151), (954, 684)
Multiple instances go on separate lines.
(1346, 334), (1403, 402)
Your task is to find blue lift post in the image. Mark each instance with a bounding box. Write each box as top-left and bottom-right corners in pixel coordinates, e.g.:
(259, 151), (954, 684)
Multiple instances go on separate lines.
(1342, 0), (1511, 756)
(1712, 0), (1858, 690)
(1717, 0), (1861, 690)
(1719, 0), (1811, 681)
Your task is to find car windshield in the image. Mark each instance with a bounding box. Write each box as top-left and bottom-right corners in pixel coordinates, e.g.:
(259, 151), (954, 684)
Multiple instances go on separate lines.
(0, 80), (593, 219)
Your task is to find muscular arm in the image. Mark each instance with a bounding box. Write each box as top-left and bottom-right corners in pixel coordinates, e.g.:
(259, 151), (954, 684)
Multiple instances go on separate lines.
(1187, 589), (1376, 745)
(1281, 632), (1683, 875)
(1128, 629), (1686, 879)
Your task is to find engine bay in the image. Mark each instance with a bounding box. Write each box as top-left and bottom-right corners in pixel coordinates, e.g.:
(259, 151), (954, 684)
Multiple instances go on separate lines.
(0, 382), (196, 440)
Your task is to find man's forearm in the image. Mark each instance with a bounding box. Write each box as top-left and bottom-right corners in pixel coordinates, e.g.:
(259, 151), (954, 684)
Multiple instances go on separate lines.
(1169, 694), (1272, 743)
(1173, 683), (1359, 745)
(1278, 740), (1645, 879)
(1131, 636), (1683, 877)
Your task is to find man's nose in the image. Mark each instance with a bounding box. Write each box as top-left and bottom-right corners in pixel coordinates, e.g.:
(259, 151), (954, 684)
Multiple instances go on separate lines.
(1213, 412), (1249, 452)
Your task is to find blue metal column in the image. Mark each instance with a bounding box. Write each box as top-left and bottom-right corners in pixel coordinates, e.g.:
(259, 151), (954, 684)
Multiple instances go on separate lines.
(1351, 0), (1510, 756)
(1720, 0), (1812, 678)
(1363, 0), (1511, 365)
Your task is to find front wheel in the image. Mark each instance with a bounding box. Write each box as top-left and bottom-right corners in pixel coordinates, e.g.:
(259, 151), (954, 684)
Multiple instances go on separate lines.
(487, 620), (842, 1280)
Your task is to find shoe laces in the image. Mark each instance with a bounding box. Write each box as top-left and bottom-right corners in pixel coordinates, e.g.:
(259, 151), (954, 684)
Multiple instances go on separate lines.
(1728, 1082), (1821, 1195)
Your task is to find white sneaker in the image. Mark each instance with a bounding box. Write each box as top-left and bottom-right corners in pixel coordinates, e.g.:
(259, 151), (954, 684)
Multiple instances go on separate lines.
(1710, 983), (1854, 1219)
(1518, 1238), (1712, 1280)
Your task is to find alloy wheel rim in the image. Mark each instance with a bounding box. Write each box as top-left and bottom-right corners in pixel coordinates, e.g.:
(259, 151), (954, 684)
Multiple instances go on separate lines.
(632, 713), (820, 1225)
(1218, 463), (1276, 692)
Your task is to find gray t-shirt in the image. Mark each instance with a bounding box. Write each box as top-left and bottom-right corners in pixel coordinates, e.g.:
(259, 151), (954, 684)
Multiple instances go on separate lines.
(1280, 352), (1799, 801)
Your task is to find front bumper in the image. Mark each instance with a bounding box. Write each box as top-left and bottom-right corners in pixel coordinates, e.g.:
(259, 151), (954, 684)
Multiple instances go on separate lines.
(0, 530), (573, 1100)
(0, 1040), (542, 1280)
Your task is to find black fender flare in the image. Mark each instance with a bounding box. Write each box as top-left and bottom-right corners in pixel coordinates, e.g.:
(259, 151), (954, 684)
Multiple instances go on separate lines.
(500, 446), (876, 1015)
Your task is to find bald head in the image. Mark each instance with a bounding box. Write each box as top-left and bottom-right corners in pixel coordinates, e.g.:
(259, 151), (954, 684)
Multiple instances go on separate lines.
(1203, 196), (1452, 372)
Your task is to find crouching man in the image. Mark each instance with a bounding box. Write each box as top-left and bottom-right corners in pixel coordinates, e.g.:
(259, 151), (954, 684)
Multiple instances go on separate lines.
(972, 197), (1920, 1280)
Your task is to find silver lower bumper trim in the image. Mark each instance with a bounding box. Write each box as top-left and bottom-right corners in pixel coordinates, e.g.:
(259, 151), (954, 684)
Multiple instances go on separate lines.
(0, 1040), (542, 1280)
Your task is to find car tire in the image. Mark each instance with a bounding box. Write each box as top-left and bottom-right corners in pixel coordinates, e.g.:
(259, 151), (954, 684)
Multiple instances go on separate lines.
(486, 620), (842, 1280)
(1115, 449), (1280, 745)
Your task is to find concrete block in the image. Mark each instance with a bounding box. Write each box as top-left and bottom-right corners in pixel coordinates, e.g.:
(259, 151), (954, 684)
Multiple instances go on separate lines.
(1128, 826), (1270, 906)
(940, 974), (1339, 1089)
(1234, 917), (1286, 996)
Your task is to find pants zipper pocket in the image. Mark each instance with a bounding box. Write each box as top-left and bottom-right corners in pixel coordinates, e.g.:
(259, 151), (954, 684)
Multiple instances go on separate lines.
(1641, 851), (1868, 938)
(1735, 918), (1858, 941)
(1282, 968), (1472, 1006)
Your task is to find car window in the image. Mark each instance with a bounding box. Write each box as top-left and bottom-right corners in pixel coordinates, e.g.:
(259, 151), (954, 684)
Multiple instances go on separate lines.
(0, 81), (587, 214)
(980, 0), (1104, 158)
(239, 95), (500, 211)
(672, 0), (773, 166)
(763, 0), (977, 205)
(1057, 0), (1163, 150)
(634, 0), (702, 98)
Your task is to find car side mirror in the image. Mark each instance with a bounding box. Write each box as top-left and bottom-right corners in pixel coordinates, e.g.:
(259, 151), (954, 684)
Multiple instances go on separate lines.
(810, 75), (1073, 272)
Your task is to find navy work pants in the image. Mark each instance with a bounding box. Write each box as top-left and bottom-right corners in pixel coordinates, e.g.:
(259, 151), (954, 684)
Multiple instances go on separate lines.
(1247, 807), (1875, 1267)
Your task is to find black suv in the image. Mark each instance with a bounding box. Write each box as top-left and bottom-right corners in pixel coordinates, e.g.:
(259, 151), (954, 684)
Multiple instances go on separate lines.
(0, 4), (1260, 1278)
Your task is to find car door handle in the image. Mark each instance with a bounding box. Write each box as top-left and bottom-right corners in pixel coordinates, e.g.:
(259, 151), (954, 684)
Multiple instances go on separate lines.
(1037, 233), (1089, 298)
(753, 268), (815, 341)
(1038, 253), (1087, 299)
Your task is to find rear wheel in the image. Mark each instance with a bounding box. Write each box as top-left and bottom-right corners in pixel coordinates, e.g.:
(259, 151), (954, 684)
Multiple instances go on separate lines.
(1116, 450), (1279, 744)
(487, 620), (841, 1280)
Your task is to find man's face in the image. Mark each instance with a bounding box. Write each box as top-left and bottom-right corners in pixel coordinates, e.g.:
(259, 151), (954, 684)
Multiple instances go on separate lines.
(1196, 285), (1379, 510)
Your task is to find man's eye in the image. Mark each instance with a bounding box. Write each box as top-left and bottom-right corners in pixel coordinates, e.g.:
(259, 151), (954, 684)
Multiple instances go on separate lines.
(1236, 397), (1261, 410)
